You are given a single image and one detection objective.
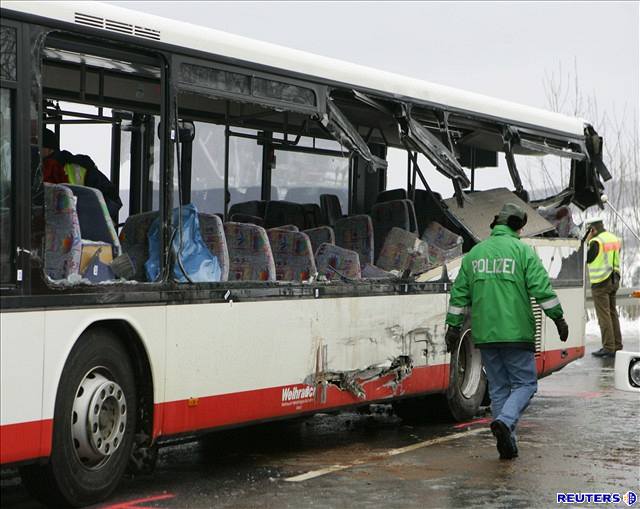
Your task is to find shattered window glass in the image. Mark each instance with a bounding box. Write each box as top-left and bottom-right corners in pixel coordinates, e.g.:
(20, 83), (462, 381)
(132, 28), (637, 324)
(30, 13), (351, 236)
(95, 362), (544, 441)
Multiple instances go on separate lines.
(180, 63), (251, 96)
(0, 88), (13, 283)
(253, 77), (316, 106)
(1, 26), (17, 82)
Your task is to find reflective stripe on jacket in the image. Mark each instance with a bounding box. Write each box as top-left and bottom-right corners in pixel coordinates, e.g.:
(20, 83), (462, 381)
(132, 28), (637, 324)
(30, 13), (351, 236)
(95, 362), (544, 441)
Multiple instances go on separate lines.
(445, 225), (564, 345)
(587, 231), (621, 284)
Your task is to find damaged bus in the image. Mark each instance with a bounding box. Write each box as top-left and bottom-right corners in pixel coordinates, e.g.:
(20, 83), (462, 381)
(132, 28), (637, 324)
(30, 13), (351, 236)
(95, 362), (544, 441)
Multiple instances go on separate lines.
(0, 2), (611, 506)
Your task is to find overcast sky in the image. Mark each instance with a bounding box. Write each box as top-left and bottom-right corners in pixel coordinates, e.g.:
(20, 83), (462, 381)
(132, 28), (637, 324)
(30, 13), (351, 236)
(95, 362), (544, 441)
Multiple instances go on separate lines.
(108, 1), (639, 127)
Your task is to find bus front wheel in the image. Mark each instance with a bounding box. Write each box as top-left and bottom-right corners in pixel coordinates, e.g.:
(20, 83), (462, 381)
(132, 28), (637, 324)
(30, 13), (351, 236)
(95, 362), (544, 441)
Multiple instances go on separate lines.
(21, 328), (137, 508)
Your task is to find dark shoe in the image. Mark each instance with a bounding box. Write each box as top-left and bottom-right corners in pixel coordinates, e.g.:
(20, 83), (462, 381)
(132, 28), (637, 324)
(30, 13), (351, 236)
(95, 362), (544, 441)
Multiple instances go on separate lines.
(490, 420), (516, 460)
(592, 348), (614, 358)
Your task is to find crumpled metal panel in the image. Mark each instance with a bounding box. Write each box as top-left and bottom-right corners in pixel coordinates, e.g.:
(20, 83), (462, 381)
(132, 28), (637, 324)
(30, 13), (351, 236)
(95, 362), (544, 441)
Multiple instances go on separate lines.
(443, 187), (555, 241)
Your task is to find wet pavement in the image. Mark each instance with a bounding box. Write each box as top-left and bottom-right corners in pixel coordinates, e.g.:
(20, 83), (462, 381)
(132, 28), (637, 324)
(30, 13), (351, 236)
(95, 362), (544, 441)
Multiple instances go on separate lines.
(2, 331), (639, 509)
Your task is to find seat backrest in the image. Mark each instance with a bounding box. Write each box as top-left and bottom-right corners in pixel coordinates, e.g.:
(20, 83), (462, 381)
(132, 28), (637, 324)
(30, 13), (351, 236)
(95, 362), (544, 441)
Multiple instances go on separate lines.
(44, 183), (82, 280)
(223, 222), (276, 281)
(403, 199), (419, 234)
(269, 225), (299, 232)
(65, 184), (121, 258)
(301, 203), (324, 229)
(198, 213), (229, 282)
(304, 226), (335, 255)
(413, 189), (448, 235)
(370, 200), (410, 261)
(228, 200), (266, 219)
(230, 213), (265, 227)
(315, 243), (361, 281)
(267, 229), (317, 281)
(319, 194), (343, 226)
(377, 227), (431, 275)
(119, 211), (159, 281)
(334, 215), (374, 267)
(264, 200), (306, 229)
(376, 188), (407, 203)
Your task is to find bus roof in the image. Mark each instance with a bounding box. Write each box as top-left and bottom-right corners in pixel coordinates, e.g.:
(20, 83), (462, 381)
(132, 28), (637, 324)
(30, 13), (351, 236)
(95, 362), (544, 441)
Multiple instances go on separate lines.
(5, 1), (587, 137)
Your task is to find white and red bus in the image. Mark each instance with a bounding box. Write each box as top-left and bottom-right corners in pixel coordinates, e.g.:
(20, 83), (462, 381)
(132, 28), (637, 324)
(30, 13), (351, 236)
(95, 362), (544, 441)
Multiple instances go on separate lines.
(0, 2), (610, 506)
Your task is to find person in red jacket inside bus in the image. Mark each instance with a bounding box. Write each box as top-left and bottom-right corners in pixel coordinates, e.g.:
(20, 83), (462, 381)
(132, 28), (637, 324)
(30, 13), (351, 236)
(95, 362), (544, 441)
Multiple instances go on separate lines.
(41, 128), (122, 224)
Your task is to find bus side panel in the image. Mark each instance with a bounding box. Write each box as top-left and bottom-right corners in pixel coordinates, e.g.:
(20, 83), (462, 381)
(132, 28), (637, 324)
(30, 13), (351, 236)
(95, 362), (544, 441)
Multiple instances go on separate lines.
(541, 286), (586, 375)
(0, 312), (47, 464)
(162, 293), (448, 435)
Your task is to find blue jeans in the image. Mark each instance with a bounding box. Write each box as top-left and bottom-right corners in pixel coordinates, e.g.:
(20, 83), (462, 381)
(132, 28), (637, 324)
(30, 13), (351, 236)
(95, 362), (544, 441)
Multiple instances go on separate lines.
(480, 347), (537, 439)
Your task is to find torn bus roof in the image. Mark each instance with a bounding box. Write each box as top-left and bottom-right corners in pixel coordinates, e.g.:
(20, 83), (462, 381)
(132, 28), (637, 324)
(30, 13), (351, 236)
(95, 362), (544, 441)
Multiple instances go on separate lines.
(443, 188), (555, 241)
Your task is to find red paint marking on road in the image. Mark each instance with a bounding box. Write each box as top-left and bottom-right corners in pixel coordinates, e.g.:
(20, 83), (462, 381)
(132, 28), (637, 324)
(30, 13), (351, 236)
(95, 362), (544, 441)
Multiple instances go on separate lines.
(453, 417), (492, 429)
(99, 493), (175, 509)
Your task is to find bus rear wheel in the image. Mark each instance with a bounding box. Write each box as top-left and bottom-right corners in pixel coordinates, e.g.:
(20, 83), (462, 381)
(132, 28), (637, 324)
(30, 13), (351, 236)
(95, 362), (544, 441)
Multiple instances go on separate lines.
(21, 328), (137, 508)
(394, 326), (486, 422)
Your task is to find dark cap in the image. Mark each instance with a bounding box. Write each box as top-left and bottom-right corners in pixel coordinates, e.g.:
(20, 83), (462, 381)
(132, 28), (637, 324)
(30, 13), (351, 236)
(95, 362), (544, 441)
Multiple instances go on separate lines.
(491, 202), (528, 231)
(42, 128), (59, 151)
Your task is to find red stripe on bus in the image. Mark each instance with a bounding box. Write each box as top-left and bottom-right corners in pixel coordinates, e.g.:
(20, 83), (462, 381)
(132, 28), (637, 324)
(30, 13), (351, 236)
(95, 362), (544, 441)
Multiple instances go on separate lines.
(0, 419), (53, 464)
(541, 346), (585, 376)
(158, 363), (449, 436)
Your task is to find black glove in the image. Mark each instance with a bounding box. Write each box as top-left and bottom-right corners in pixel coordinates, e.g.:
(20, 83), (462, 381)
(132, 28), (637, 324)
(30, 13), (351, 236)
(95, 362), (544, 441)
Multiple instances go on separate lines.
(554, 317), (569, 342)
(445, 326), (461, 353)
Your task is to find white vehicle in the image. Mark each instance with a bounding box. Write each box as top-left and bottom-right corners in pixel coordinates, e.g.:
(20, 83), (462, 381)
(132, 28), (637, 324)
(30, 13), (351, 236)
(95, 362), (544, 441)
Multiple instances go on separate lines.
(0, 2), (611, 506)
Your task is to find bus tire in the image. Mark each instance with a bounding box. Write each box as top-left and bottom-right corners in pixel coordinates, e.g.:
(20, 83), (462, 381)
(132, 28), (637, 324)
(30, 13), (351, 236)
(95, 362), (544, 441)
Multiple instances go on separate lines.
(444, 326), (486, 421)
(21, 328), (137, 508)
(394, 325), (486, 422)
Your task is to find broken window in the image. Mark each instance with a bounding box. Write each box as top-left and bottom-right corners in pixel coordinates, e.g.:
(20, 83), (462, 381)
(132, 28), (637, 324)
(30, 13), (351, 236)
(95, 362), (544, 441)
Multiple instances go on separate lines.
(321, 98), (387, 172)
(1, 25), (17, 81)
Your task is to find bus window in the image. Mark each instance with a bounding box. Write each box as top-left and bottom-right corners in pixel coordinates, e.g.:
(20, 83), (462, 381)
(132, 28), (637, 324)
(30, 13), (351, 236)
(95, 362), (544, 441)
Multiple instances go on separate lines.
(272, 136), (349, 209)
(228, 127), (262, 208)
(189, 122), (226, 215)
(0, 88), (13, 284)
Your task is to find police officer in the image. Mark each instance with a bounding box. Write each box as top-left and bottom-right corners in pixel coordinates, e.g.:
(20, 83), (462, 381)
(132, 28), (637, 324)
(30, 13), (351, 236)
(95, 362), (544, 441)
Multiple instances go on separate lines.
(445, 203), (569, 460)
(585, 217), (622, 358)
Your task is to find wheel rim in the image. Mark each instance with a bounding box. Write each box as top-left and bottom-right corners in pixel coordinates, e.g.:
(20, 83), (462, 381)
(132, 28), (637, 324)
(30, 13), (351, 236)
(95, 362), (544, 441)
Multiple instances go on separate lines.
(71, 368), (127, 469)
(456, 329), (483, 399)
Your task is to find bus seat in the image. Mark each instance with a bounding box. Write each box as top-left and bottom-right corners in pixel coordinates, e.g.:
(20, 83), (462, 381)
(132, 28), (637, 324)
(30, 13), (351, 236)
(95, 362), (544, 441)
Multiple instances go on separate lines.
(44, 183), (83, 280)
(413, 189), (447, 235)
(376, 188), (407, 203)
(304, 226), (335, 255)
(230, 213), (265, 227)
(228, 200), (266, 220)
(223, 222), (276, 281)
(334, 215), (374, 267)
(371, 200), (410, 261)
(119, 211), (159, 281)
(319, 194), (343, 226)
(302, 203), (324, 229)
(376, 227), (431, 275)
(268, 225), (299, 232)
(64, 184), (122, 258)
(198, 213), (229, 282)
(315, 243), (361, 281)
(403, 199), (419, 234)
(361, 263), (395, 280)
(264, 201), (306, 230)
(267, 229), (317, 281)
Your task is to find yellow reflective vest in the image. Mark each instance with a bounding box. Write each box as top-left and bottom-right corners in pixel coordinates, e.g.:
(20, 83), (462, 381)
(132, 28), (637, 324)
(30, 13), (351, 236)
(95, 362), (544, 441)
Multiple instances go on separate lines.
(588, 231), (621, 284)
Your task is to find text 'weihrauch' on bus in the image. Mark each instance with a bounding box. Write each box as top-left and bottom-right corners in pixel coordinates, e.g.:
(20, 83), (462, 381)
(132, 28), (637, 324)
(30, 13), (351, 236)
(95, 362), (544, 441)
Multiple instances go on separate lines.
(0, 1), (610, 507)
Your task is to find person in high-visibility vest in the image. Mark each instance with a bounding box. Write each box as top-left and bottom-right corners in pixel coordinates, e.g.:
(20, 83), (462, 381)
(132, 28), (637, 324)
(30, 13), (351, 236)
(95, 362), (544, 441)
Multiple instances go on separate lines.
(586, 216), (622, 358)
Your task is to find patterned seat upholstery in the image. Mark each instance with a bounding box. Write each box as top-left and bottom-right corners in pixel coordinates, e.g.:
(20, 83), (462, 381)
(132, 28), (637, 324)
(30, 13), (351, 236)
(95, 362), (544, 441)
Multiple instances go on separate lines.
(269, 225), (299, 232)
(44, 183), (82, 280)
(119, 211), (159, 281)
(371, 200), (410, 261)
(319, 194), (343, 226)
(65, 184), (121, 258)
(223, 222), (276, 281)
(264, 201), (306, 230)
(334, 215), (374, 267)
(304, 226), (335, 255)
(315, 243), (361, 281)
(199, 213), (230, 282)
(377, 227), (431, 275)
(361, 263), (395, 279)
(267, 229), (317, 281)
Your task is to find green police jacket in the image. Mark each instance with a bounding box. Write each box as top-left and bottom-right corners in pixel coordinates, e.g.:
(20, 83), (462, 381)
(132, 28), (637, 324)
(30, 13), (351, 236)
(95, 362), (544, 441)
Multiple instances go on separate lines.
(445, 225), (564, 345)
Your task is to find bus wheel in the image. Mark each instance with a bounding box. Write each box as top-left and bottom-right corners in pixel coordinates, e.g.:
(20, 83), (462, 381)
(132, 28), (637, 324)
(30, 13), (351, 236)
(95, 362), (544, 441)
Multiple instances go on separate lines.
(21, 328), (137, 508)
(444, 327), (486, 421)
